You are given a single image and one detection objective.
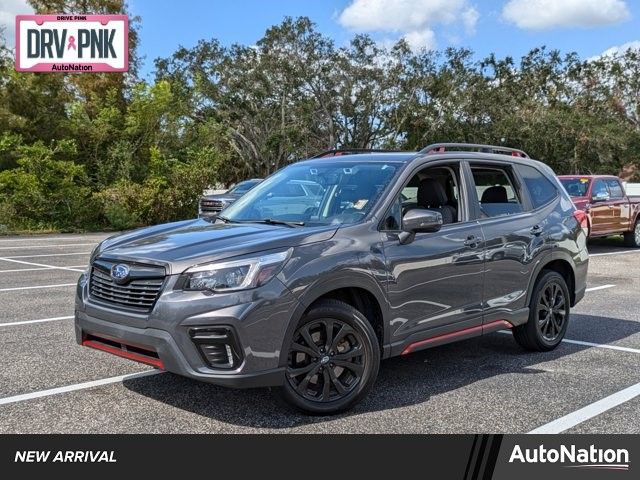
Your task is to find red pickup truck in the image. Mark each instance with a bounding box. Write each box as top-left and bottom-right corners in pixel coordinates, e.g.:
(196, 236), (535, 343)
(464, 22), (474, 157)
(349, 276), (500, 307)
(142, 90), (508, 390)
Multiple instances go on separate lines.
(558, 175), (640, 247)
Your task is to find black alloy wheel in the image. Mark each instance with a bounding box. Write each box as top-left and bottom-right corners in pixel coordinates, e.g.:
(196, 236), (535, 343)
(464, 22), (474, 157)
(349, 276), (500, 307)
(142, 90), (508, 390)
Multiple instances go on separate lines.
(513, 270), (570, 351)
(282, 299), (380, 414)
(536, 281), (567, 342)
(287, 318), (364, 402)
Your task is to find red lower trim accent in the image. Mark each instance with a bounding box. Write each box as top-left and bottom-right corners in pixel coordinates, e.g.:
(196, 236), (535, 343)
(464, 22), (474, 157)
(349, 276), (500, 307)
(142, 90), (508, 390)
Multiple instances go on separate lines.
(82, 339), (165, 369)
(401, 320), (512, 355)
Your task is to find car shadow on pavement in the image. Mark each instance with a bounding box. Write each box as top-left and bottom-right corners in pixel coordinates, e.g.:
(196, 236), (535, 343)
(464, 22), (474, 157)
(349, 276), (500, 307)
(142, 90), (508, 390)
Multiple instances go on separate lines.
(123, 314), (640, 429)
(568, 313), (640, 346)
(586, 236), (631, 254)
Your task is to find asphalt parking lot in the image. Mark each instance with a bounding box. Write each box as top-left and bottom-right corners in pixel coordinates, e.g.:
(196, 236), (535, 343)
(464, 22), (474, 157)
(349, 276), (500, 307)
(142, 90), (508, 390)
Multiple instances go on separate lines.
(0, 233), (638, 433)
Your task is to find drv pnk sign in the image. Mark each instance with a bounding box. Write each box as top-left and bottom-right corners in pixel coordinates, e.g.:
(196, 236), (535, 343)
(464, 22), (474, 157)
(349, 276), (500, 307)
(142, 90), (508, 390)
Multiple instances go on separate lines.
(15, 15), (128, 72)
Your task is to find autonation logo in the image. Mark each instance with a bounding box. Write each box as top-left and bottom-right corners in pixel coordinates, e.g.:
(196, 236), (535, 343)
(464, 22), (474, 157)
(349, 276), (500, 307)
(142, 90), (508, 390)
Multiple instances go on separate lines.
(509, 444), (630, 471)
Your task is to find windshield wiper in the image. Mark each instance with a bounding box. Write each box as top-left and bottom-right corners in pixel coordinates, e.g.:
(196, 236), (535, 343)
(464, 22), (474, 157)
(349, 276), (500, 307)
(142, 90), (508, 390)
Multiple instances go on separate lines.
(217, 216), (304, 227)
(258, 218), (305, 227)
(216, 215), (237, 224)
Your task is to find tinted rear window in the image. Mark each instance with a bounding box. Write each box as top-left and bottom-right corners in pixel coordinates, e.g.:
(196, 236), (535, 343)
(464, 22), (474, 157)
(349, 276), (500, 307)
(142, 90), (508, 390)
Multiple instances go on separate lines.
(471, 166), (523, 217)
(518, 165), (558, 209)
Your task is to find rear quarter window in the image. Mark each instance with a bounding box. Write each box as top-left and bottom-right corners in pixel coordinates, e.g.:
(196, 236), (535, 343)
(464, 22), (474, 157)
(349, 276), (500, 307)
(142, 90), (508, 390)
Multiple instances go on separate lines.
(517, 165), (558, 209)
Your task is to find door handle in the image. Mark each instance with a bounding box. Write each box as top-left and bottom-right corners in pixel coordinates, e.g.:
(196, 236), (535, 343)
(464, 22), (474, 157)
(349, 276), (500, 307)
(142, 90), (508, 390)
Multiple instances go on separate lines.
(530, 225), (543, 236)
(464, 235), (479, 247)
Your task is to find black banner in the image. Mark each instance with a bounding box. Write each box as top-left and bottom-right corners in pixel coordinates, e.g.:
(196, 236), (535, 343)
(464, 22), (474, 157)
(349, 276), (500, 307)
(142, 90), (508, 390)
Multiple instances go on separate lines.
(0, 434), (636, 479)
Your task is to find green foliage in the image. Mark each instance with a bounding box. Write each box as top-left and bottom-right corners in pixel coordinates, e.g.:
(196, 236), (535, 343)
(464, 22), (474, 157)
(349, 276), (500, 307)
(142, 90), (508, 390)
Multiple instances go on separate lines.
(93, 146), (224, 230)
(1, 12), (640, 233)
(0, 140), (95, 230)
(94, 180), (145, 230)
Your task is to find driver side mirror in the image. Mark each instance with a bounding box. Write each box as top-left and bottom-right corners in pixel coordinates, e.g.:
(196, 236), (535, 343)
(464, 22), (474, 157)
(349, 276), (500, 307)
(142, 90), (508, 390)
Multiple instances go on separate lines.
(398, 209), (443, 245)
(592, 191), (610, 202)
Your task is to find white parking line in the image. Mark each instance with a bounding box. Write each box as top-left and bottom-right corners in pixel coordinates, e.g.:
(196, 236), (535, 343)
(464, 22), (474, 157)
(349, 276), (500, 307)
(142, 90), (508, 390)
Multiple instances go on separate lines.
(496, 330), (640, 354)
(2, 252), (90, 259)
(0, 236), (105, 243)
(528, 381), (640, 433)
(0, 316), (73, 327)
(590, 250), (640, 257)
(0, 283), (76, 292)
(0, 257), (84, 273)
(0, 243), (95, 251)
(585, 284), (615, 292)
(558, 338), (640, 354)
(0, 265), (85, 273)
(0, 370), (163, 407)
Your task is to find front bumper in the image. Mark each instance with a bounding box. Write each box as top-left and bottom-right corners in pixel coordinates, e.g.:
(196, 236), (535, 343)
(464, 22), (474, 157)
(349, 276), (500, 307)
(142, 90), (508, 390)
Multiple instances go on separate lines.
(75, 272), (300, 388)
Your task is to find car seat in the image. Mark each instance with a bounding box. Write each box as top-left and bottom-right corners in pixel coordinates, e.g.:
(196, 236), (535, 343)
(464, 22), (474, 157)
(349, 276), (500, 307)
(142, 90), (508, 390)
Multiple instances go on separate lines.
(416, 178), (456, 224)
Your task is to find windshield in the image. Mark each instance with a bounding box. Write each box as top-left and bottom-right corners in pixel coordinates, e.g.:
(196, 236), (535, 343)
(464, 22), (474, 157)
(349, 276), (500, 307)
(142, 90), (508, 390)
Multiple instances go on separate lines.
(230, 180), (258, 194)
(222, 162), (400, 226)
(560, 178), (590, 197)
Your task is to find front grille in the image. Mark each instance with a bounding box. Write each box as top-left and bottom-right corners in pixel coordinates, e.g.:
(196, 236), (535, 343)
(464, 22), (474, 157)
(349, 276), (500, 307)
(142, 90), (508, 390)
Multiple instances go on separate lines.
(200, 199), (224, 213)
(89, 260), (165, 312)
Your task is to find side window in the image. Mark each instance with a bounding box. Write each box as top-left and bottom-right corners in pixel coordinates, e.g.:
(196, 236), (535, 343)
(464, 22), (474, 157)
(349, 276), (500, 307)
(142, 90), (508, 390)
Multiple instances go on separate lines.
(401, 185), (419, 204)
(381, 163), (462, 231)
(592, 179), (609, 199)
(606, 179), (624, 199)
(517, 164), (558, 209)
(471, 165), (523, 218)
(382, 195), (402, 231)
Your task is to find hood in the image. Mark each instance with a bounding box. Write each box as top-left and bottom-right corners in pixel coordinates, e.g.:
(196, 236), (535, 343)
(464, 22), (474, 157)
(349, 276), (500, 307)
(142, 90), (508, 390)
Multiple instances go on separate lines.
(96, 219), (338, 274)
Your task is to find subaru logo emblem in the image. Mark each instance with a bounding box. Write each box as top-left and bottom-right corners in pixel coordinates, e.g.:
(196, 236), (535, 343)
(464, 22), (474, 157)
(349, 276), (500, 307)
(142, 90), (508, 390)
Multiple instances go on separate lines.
(110, 264), (130, 283)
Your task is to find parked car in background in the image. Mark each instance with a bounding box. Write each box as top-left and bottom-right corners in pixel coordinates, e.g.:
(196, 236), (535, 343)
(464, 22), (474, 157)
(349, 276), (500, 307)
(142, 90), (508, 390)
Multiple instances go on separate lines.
(199, 179), (262, 219)
(558, 175), (640, 247)
(76, 143), (588, 414)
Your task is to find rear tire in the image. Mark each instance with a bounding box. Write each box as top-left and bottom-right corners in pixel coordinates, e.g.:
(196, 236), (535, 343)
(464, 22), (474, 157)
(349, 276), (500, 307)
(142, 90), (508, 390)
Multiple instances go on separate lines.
(513, 271), (570, 352)
(281, 299), (380, 415)
(623, 218), (640, 248)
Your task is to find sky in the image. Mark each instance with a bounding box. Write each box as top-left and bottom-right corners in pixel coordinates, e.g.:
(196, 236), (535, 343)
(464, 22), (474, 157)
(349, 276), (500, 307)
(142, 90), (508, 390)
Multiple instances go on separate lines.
(2, 0), (640, 78)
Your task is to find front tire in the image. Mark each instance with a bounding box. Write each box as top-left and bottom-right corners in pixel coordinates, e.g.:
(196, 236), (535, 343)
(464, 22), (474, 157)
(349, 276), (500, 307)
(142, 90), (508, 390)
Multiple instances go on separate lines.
(281, 299), (380, 415)
(623, 217), (640, 248)
(513, 271), (570, 351)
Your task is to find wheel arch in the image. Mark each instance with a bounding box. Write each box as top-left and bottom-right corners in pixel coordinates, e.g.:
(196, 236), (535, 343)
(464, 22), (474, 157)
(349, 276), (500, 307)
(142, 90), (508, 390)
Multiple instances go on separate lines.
(526, 255), (576, 307)
(278, 273), (388, 366)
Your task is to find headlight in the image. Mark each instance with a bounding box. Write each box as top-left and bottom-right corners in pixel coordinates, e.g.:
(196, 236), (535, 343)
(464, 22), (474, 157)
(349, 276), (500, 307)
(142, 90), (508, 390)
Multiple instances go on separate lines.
(184, 250), (291, 292)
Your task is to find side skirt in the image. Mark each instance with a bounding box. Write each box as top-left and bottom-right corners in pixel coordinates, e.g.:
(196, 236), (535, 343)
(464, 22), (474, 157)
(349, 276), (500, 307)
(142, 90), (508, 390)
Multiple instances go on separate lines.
(400, 319), (513, 356)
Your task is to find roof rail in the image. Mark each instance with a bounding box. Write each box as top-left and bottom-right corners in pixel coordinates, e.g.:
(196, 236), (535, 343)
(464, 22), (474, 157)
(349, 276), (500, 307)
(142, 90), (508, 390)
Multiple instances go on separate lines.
(420, 143), (530, 158)
(311, 148), (406, 158)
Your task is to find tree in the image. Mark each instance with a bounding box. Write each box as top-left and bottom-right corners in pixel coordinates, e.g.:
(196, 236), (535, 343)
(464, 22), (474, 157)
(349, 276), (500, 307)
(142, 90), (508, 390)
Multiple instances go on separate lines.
(3, 14), (640, 233)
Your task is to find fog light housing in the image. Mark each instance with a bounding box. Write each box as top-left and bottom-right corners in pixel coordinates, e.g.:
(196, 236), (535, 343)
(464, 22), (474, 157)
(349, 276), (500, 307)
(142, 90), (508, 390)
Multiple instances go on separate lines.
(189, 326), (242, 369)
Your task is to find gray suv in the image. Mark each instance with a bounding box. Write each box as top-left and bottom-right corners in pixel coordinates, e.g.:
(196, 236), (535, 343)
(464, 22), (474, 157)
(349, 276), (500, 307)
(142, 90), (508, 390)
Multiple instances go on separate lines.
(75, 143), (589, 414)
